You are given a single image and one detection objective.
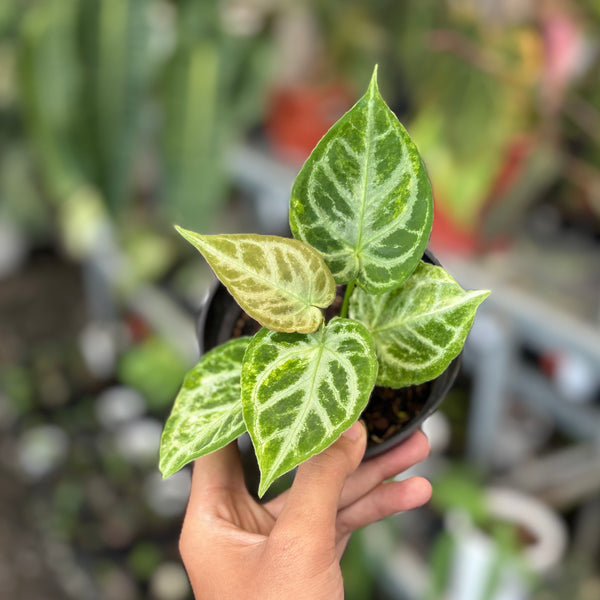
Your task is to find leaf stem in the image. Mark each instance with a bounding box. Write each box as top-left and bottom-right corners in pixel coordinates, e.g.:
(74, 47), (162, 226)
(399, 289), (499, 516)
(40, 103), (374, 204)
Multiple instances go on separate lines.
(340, 280), (356, 319)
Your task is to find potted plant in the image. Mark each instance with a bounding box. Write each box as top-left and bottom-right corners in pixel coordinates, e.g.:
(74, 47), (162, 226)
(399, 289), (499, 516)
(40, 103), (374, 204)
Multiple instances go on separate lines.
(425, 474), (567, 600)
(159, 67), (489, 497)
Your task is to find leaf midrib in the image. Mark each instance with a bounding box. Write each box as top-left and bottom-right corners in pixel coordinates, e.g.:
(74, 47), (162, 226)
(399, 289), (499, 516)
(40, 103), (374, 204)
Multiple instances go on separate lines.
(257, 327), (329, 482)
(354, 87), (376, 260)
(371, 294), (483, 335)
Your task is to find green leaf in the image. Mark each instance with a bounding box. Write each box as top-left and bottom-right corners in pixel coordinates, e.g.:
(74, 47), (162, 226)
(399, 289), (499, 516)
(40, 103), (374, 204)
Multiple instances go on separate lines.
(176, 227), (336, 333)
(94, 0), (148, 214)
(241, 318), (378, 497)
(350, 262), (489, 387)
(162, 41), (225, 227)
(290, 66), (433, 293)
(159, 337), (251, 478)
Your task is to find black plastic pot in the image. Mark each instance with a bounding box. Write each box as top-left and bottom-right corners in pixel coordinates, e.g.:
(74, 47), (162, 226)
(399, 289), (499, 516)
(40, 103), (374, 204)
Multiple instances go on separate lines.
(196, 248), (461, 462)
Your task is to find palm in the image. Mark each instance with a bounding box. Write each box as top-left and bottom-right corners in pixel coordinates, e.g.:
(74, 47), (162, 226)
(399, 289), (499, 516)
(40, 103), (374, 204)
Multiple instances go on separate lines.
(213, 486), (276, 536)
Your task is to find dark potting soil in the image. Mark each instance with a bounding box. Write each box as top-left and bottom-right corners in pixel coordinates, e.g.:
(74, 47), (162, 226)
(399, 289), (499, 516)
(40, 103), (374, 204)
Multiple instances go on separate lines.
(230, 285), (431, 448)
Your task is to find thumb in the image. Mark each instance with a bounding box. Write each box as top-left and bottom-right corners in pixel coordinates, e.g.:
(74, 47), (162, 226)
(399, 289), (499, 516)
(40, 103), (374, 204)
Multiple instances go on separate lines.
(272, 421), (366, 543)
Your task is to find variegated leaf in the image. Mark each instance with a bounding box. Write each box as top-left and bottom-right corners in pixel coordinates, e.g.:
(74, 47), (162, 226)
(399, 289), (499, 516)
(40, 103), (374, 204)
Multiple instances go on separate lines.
(176, 227), (335, 333)
(289, 66), (433, 293)
(350, 262), (489, 387)
(241, 318), (378, 496)
(159, 337), (251, 478)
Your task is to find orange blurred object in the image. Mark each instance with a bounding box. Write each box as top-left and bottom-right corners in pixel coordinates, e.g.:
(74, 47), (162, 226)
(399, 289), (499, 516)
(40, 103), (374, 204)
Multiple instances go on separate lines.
(265, 83), (355, 163)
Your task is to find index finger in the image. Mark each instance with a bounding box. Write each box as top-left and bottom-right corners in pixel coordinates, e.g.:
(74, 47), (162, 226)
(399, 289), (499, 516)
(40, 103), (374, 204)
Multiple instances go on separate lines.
(264, 430), (430, 518)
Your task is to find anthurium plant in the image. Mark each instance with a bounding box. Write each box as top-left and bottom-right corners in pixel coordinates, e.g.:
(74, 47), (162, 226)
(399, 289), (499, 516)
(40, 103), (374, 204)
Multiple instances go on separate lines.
(159, 67), (489, 497)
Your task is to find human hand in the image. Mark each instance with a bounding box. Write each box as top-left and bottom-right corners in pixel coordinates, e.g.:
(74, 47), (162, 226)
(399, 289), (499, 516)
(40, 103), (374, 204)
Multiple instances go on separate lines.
(179, 421), (431, 600)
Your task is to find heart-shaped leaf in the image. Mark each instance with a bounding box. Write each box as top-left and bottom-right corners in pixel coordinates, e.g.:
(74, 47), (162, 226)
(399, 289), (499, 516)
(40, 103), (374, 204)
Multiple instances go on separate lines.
(176, 227), (336, 333)
(289, 67), (433, 293)
(159, 337), (251, 478)
(350, 262), (489, 387)
(241, 318), (378, 496)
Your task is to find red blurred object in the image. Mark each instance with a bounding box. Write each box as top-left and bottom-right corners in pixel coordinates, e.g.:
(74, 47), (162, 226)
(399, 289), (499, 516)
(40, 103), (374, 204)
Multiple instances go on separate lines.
(538, 351), (560, 378)
(265, 83), (355, 163)
(431, 137), (533, 255)
(487, 137), (533, 200)
(430, 201), (480, 254)
(125, 311), (153, 343)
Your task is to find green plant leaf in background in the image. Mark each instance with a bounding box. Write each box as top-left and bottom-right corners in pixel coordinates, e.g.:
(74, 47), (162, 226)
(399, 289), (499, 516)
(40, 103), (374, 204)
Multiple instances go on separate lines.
(162, 39), (224, 228)
(159, 337), (251, 478)
(18, 0), (85, 200)
(91, 0), (149, 214)
(175, 227), (336, 333)
(19, 0), (150, 214)
(350, 262), (489, 387)
(161, 0), (274, 229)
(118, 336), (188, 411)
(241, 317), (378, 496)
(289, 66), (433, 293)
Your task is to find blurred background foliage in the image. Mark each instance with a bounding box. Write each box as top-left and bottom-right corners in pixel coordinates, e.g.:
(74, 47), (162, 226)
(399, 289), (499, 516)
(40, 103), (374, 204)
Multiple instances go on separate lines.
(1, 0), (599, 599)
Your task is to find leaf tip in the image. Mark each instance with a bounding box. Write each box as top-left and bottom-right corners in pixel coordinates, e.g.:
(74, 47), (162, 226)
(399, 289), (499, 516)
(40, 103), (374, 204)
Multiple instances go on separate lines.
(369, 64), (379, 92)
(257, 475), (272, 499)
(158, 460), (174, 479)
(174, 224), (190, 241)
(174, 225), (205, 249)
(473, 289), (491, 303)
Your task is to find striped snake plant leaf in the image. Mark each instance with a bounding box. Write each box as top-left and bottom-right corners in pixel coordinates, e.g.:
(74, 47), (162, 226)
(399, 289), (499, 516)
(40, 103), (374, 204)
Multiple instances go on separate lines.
(241, 318), (378, 497)
(176, 227), (336, 333)
(289, 66), (433, 293)
(159, 337), (251, 478)
(350, 262), (489, 388)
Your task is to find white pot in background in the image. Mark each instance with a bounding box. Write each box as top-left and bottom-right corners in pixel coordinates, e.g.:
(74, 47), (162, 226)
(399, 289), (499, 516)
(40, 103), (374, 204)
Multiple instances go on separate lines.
(445, 487), (567, 600)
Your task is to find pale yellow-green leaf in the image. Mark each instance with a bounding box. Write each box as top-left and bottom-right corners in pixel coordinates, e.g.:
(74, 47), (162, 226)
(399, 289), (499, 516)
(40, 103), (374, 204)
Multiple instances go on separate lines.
(176, 227), (336, 333)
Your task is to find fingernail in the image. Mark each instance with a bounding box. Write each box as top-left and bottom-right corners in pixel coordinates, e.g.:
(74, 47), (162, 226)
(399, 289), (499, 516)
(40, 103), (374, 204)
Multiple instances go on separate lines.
(343, 421), (363, 441)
